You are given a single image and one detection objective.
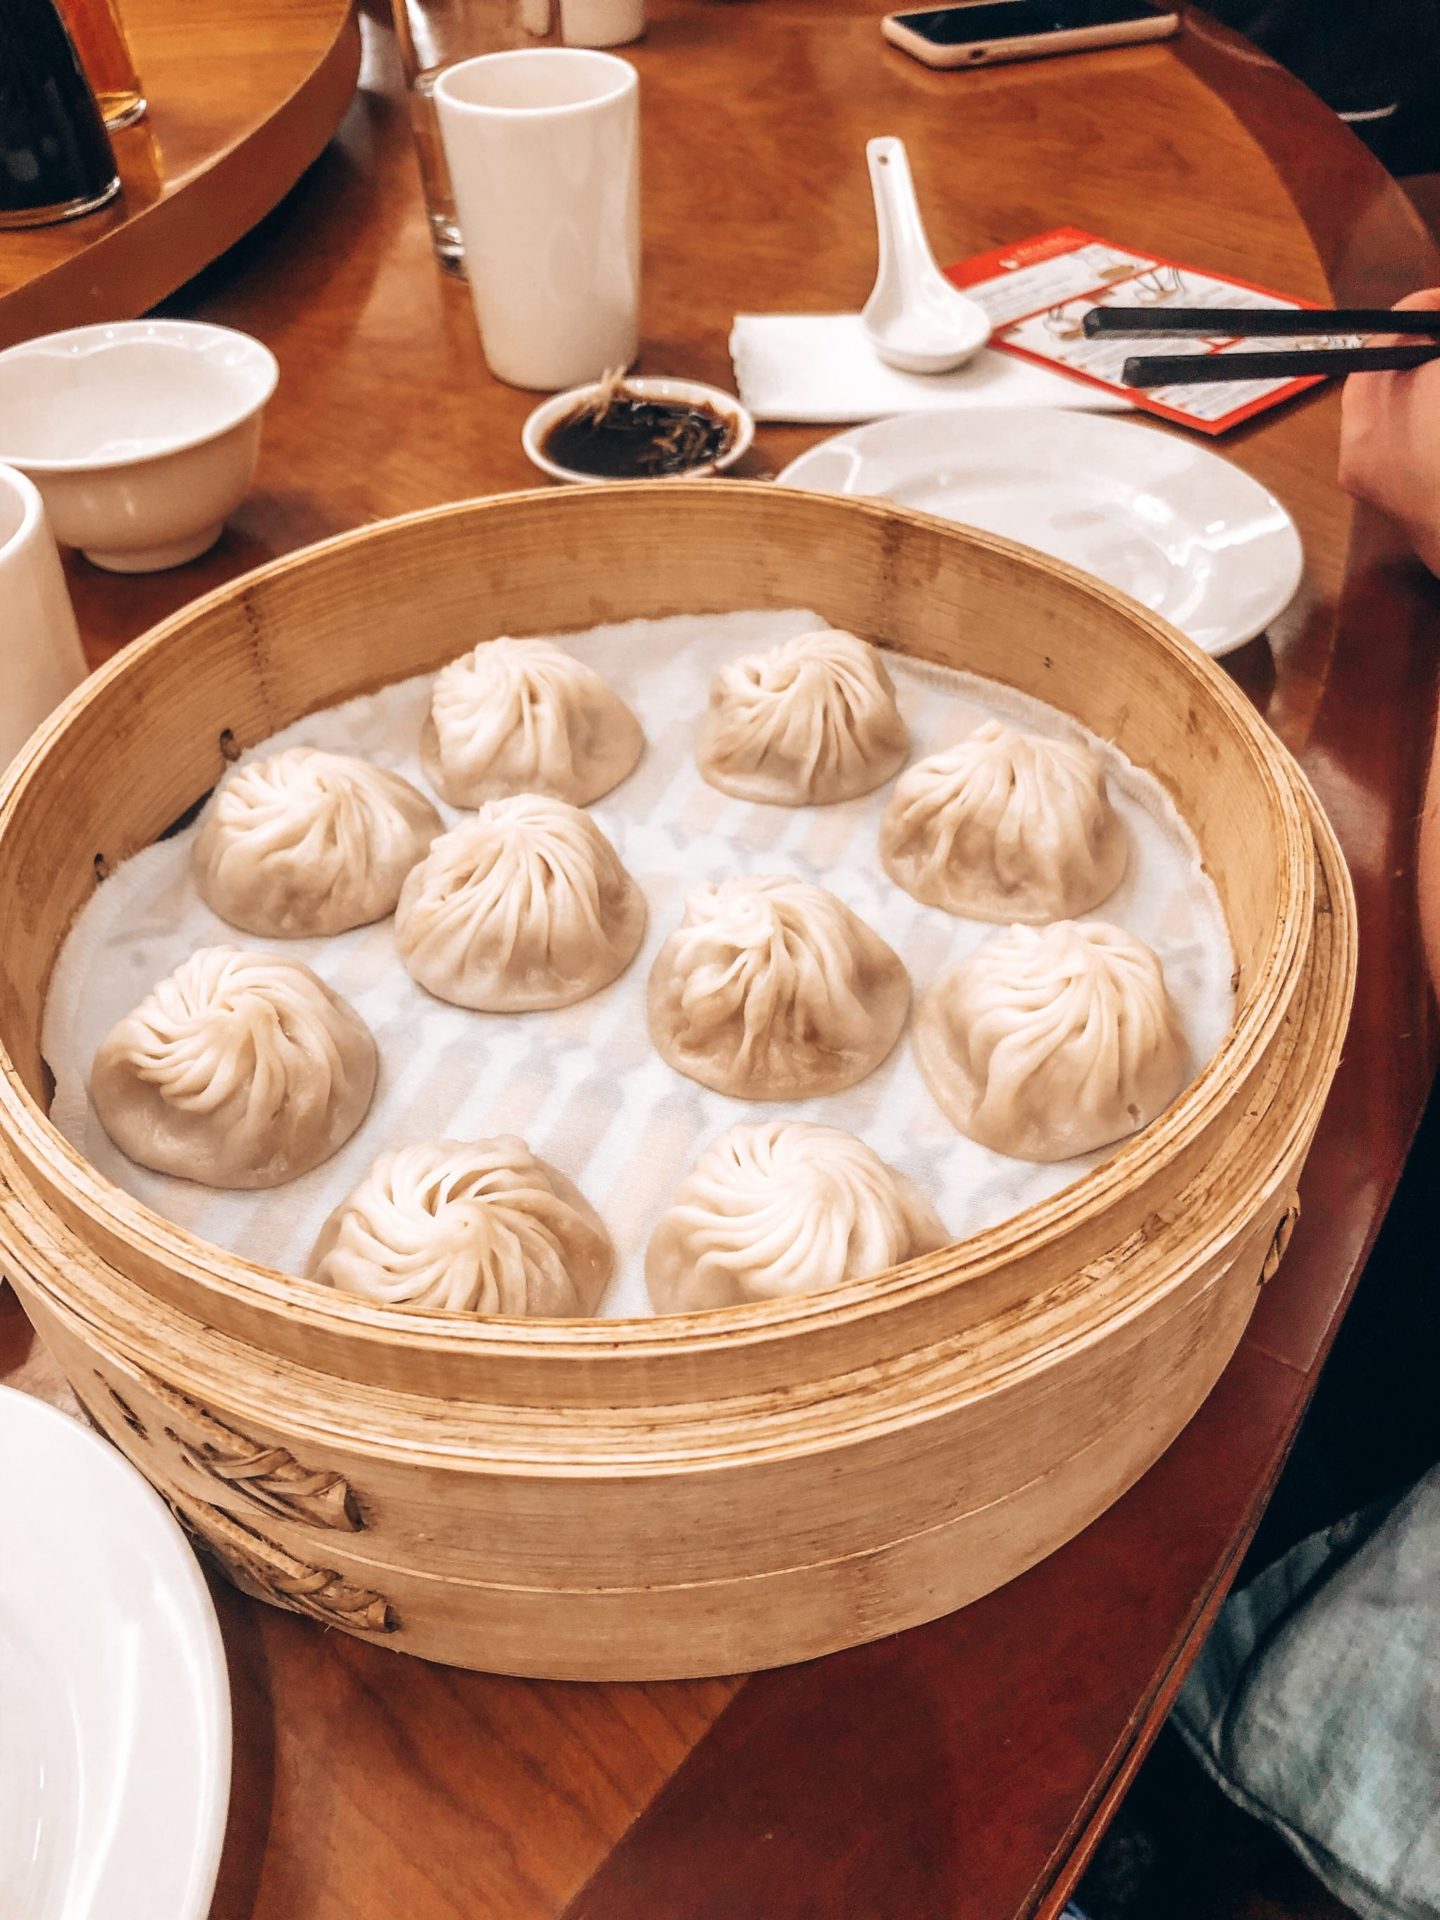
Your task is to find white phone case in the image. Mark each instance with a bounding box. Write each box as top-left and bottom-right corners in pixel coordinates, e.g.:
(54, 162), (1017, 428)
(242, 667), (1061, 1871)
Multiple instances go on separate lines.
(882, 5), (1180, 70)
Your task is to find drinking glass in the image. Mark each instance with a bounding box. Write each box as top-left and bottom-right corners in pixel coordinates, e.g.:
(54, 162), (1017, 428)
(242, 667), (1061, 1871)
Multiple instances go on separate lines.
(57, 0), (146, 131)
(0, 0), (118, 229)
(389, 0), (560, 274)
(390, 1), (645, 272)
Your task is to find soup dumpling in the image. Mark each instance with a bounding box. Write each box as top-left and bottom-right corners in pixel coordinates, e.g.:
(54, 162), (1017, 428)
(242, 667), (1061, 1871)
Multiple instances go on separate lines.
(395, 794), (646, 1011)
(194, 747), (441, 938)
(697, 628), (909, 806)
(648, 875), (909, 1098)
(880, 721), (1127, 923)
(312, 1137), (613, 1316)
(89, 946), (377, 1188)
(422, 636), (643, 808)
(646, 1120), (948, 1313)
(915, 919), (1187, 1162)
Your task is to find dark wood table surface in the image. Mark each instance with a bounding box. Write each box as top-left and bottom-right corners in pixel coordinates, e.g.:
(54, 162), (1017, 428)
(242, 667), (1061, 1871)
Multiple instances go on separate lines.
(4, 4), (1440, 1915)
(0, 0), (358, 349)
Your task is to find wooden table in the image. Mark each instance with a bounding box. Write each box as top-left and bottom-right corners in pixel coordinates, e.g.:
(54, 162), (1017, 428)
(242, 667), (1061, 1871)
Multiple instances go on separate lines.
(4, 4), (1439, 1915)
(0, 0), (359, 348)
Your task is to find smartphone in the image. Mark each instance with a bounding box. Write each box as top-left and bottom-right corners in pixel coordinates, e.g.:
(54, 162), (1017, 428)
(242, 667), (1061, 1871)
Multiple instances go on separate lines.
(882, 1), (1181, 70)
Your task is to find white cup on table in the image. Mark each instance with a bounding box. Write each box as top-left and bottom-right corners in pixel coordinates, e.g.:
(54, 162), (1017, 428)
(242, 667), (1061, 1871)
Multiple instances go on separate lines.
(434, 48), (640, 392)
(0, 463), (86, 775)
(559, 0), (645, 46)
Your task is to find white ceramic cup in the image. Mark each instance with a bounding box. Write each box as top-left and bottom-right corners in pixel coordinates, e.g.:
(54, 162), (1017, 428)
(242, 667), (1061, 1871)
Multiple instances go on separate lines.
(435, 48), (640, 392)
(0, 464), (87, 774)
(560, 0), (645, 47)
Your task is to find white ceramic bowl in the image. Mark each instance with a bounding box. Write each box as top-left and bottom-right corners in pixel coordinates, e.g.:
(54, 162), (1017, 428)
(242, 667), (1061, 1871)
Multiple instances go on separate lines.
(522, 375), (754, 484)
(0, 321), (278, 573)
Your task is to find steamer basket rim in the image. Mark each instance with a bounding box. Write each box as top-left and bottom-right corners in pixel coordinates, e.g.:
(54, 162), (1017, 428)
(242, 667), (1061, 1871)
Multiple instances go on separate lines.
(0, 481), (1322, 1356)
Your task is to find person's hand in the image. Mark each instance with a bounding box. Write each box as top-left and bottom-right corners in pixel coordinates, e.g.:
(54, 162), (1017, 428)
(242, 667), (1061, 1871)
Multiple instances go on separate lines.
(1338, 288), (1440, 575)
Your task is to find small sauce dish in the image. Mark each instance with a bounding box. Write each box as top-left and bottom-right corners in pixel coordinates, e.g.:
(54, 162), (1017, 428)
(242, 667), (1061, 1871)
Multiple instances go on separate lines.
(0, 320), (278, 572)
(522, 375), (754, 485)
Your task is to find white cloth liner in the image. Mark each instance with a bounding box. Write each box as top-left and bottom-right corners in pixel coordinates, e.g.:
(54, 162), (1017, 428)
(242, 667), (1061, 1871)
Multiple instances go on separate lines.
(729, 313), (1134, 425)
(42, 609), (1234, 1319)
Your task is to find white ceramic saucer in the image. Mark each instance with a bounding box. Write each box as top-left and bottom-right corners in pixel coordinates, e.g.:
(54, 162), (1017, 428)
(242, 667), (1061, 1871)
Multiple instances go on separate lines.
(776, 408), (1303, 656)
(0, 1387), (231, 1920)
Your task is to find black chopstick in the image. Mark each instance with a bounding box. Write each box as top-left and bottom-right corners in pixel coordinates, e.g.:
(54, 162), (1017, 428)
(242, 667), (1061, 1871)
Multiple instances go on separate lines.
(1121, 343), (1440, 386)
(1087, 306), (1440, 339)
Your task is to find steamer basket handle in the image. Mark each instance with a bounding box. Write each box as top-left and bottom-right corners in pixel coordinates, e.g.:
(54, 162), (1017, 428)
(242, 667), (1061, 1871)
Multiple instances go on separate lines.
(1260, 1196), (1301, 1285)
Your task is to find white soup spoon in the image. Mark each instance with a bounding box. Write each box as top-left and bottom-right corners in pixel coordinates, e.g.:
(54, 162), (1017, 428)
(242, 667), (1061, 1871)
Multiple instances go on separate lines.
(861, 135), (991, 375)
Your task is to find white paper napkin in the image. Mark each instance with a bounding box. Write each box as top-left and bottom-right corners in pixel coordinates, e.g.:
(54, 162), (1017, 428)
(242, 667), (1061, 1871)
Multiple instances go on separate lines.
(730, 313), (1134, 426)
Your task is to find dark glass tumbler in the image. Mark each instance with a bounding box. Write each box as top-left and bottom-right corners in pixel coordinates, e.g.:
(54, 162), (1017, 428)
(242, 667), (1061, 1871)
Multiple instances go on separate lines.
(0, 0), (119, 229)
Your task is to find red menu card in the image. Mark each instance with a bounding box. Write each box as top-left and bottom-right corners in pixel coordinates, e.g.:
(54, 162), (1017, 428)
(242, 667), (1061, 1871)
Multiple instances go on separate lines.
(945, 226), (1330, 435)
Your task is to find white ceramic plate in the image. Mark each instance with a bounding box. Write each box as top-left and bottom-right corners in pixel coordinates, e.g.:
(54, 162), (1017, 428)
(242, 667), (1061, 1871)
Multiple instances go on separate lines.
(0, 1387), (231, 1920)
(776, 408), (1303, 656)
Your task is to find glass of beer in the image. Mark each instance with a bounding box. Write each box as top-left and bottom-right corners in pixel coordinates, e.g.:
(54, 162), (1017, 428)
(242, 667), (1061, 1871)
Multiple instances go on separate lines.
(57, 0), (146, 131)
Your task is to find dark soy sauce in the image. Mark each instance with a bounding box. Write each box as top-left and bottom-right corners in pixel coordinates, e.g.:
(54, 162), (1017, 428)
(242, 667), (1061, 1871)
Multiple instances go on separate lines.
(542, 382), (738, 479)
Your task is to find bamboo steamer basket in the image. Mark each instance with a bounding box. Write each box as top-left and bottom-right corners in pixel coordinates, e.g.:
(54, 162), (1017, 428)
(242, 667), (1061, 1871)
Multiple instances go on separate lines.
(0, 484), (1353, 1680)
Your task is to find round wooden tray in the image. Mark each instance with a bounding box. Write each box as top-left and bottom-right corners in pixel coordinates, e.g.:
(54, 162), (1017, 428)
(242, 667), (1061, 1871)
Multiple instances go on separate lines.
(0, 483), (1357, 1678)
(0, 0), (360, 350)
